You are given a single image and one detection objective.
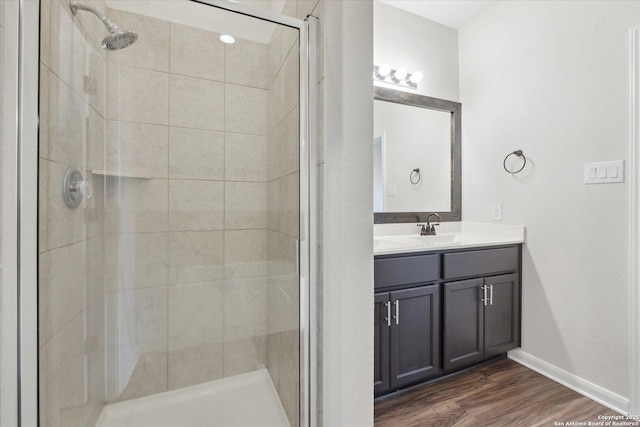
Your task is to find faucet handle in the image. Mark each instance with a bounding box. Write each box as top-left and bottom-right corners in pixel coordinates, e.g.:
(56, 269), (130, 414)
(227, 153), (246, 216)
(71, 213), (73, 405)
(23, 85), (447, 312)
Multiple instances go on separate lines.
(416, 224), (427, 236)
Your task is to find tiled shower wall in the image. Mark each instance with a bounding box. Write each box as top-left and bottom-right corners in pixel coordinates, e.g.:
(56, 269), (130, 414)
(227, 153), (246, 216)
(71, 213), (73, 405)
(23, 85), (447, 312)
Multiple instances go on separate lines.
(100, 7), (277, 399)
(38, 0), (324, 426)
(266, 21), (301, 427)
(38, 0), (109, 425)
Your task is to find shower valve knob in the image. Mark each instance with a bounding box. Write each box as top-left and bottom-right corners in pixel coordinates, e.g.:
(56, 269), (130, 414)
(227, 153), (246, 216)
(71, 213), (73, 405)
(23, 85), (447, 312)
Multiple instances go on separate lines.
(63, 167), (92, 209)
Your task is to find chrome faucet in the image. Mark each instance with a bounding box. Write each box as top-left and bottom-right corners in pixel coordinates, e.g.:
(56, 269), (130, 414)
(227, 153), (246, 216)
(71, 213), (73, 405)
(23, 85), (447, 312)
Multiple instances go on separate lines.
(416, 213), (441, 236)
(417, 223), (428, 236)
(425, 213), (441, 235)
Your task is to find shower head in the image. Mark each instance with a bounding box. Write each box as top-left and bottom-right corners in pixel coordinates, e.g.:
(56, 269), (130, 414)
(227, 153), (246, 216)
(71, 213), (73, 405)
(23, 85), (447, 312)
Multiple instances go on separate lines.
(102, 31), (138, 51)
(69, 1), (139, 50)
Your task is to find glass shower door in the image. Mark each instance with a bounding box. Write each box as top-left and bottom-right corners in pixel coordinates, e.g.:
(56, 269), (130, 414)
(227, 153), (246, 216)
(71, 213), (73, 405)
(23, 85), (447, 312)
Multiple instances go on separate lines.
(38, 1), (304, 426)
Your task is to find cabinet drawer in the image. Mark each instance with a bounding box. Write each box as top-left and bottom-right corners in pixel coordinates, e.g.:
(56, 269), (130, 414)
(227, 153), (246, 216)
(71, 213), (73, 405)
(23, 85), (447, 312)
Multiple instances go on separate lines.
(443, 247), (518, 280)
(375, 254), (440, 289)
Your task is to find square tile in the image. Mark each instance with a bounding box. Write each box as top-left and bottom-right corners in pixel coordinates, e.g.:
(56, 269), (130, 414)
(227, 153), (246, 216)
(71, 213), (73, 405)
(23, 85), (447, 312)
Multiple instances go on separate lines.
(170, 75), (224, 130)
(225, 133), (268, 182)
(224, 229), (267, 278)
(225, 182), (267, 230)
(168, 281), (224, 345)
(104, 121), (169, 178)
(169, 231), (224, 283)
(117, 65), (169, 125)
(225, 84), (268, 135)
(170, 23), (224, 81)
(169, 127), (224, 180)
(225, 38), (269, 89)
(170, 180), (224, 231)
(104, 178), (168, 234)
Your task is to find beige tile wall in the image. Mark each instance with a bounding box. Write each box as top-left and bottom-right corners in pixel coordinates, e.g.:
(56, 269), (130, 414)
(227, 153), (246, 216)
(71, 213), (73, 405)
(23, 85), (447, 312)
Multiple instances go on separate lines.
(39, 1), (109, 426)
(39, 1), (325, 426)
(264, 1), (324, 425)
(102, 7), (275, 401)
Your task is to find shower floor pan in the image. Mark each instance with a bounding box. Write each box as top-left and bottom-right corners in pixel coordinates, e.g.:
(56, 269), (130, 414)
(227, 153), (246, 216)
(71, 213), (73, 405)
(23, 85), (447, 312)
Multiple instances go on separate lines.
(95, 369), (290, 427)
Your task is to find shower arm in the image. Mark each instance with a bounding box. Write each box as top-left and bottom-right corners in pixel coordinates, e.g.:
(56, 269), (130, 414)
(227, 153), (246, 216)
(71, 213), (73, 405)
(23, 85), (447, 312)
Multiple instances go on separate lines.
(70, 1), (119, 34)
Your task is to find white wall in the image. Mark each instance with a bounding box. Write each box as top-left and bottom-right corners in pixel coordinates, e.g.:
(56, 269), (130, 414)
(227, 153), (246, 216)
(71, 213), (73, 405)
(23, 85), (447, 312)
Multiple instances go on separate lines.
(374, 1), (459, 101)
(373, 99), (451, 212)
(323, 0), (374, 425)
(460, 1), (640, 399)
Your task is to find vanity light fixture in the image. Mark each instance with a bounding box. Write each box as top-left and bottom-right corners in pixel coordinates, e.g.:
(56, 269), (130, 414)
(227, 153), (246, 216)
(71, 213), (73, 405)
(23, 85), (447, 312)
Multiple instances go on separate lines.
(373, 64), (422, 89)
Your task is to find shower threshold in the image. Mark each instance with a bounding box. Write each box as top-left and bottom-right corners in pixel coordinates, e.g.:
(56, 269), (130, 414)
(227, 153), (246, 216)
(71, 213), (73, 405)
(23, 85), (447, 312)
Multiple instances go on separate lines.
(95, 369), (290, 427)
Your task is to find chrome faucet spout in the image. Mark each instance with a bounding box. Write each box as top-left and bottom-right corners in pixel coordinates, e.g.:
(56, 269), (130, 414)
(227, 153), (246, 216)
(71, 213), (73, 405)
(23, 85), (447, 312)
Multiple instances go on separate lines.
(425, 213), (441, 235)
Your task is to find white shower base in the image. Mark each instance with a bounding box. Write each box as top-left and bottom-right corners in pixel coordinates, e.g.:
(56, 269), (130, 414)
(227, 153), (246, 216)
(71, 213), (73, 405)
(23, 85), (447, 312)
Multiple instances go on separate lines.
(95, 369), (290, 427)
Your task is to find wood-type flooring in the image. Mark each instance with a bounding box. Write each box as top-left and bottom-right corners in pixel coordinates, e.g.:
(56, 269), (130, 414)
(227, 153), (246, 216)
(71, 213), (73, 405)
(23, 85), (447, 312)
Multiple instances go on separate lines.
(375, 358), (629, 427)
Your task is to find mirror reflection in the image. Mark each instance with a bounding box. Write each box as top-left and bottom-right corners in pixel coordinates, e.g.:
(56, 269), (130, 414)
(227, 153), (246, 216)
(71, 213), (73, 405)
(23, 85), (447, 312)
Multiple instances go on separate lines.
(373, 86), (461, 223)
(374, 99), (451, 212)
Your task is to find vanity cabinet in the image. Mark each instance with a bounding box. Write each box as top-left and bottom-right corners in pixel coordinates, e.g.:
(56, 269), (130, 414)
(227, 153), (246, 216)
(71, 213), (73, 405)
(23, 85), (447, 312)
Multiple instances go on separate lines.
(443, 274), (519, 372)
(374, 244), (521, 396)
(375, 285), (440, 395)
(442, 247), (520, 372)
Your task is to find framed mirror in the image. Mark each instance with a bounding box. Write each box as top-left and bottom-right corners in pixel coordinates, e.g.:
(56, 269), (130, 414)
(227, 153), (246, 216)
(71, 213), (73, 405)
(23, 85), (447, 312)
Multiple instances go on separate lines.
(373, 86), (461, 223)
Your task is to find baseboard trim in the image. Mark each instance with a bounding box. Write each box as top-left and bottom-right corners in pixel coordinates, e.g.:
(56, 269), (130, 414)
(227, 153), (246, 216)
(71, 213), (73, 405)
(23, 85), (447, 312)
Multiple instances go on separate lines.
(508, 349), (629, 415)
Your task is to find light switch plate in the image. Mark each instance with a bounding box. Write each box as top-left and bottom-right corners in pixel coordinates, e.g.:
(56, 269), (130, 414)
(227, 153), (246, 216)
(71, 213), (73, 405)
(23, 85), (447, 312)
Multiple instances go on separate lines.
(491, 204), (502, 221)
(584, 160), (624, 184)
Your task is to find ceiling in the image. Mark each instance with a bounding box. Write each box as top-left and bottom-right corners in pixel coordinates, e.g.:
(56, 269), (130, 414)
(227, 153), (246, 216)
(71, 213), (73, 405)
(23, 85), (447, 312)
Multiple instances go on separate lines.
(377, 0), (497, 29)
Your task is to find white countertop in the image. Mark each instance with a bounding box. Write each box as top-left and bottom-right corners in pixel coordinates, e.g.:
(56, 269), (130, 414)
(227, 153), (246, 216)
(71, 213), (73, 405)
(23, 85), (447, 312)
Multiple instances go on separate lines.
(374, 221), (526, 255)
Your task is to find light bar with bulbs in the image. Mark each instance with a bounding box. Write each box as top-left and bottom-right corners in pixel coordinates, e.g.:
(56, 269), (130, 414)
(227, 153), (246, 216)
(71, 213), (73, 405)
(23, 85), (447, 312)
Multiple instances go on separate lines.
(373, 63), (423, 89)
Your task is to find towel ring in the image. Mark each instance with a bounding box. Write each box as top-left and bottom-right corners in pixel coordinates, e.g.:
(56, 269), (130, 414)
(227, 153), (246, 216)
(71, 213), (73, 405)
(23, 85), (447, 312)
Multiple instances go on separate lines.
(410, 168), (421, 184)
(503, 150), (527, 174)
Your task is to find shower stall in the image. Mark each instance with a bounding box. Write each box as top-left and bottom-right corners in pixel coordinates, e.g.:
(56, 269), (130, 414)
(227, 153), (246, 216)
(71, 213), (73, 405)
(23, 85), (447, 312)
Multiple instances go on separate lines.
(1, 0), (315, 425)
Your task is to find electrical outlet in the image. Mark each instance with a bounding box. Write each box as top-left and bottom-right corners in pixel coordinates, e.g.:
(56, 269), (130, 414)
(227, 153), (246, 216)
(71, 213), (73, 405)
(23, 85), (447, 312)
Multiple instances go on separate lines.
(491, 204), (503, 221)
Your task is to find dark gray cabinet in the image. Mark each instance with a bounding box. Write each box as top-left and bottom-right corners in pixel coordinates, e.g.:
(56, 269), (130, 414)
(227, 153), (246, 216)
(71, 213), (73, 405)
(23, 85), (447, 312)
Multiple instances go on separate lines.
(374, 293), (390, 393)
(443, 273), (519, 372)
(375, 284), (440, 395)
(374, 244), (521, 396)
(442, 278), (484, 371)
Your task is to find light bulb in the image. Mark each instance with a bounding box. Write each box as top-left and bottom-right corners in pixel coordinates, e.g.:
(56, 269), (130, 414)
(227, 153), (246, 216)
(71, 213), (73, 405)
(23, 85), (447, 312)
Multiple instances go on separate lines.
(408, 71), (423, 84)
(220, 34), (236, 44)
(393, 67), (408, 81)
(376, 63), (391, 78)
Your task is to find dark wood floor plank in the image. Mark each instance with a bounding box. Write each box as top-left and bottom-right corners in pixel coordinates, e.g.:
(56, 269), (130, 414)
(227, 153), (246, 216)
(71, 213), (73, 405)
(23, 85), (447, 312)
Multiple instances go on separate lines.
(374, 358), (621, 427)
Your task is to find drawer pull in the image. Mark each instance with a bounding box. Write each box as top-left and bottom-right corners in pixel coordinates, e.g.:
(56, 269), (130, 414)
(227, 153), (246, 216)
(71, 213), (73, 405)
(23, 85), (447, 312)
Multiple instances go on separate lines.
(481, 285), (488, 306)
(490, 284), (494, 306)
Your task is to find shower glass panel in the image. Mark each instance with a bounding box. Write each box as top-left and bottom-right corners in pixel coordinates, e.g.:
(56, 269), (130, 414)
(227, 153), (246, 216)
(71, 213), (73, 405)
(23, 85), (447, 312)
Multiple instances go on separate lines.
(38, 1), (302, 426)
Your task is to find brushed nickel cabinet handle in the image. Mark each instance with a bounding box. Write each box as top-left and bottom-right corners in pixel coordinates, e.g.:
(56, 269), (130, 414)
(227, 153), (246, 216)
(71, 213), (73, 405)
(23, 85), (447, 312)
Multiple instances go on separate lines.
(394, 300), (400, 325)
(384, 301), (391, 327)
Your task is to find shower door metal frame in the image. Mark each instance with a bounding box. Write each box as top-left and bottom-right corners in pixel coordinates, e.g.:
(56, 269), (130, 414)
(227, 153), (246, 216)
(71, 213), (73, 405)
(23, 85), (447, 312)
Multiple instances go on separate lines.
(13, 0), (39, 426)
(2, 1), (22, 425)
(15, 1), (316, 426)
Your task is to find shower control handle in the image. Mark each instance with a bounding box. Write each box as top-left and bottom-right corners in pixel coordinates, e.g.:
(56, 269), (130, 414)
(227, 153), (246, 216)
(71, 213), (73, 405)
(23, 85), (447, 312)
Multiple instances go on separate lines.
(63, 167), (92, 209)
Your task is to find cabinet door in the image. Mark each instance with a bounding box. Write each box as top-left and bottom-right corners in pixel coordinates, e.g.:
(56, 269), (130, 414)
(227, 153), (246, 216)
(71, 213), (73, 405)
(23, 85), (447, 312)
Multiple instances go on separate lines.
(374, 292), (390, 394)
(389, 285), (440, 388)
(484, 274), (520, 357)
(443, 278), (484, 372)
